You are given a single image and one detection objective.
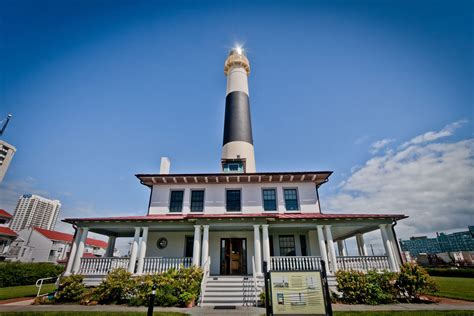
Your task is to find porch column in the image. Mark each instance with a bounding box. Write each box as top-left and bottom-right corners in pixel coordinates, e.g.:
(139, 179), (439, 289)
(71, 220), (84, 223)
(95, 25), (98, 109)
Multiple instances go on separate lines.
(128, 227), (141, 273)
(337, 240), (347, 256)
(262, 224), (270, 270)
(325, 225), (338, 273)
(65, 228), (82, 275)
(192, 225), (201, 266)
(316, 225), (329, 271)
(253, 225), (262, 275)
(72, 227), (88, 274)
(105, 236), (116, 257)
(380, 224), (397, 271)
(201, 225), (209, 266)
(356, 233), (368, 256)
(386, 225), (401, 270)
(136, 227), (149, 274)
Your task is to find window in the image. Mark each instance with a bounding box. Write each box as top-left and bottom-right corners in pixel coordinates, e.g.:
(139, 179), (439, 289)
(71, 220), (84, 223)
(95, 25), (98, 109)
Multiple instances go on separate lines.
(262, 189), (277, 211)
(279, 235), (296, 256)
(226, 189), (241, 211)
(223, 162), (244, 173)
(184, 236), (194, 257)
(284, 189), (299, 211)
(169, 190), (184, 212)
(190, 190), (204, 212)
(300, 235), (308, 256)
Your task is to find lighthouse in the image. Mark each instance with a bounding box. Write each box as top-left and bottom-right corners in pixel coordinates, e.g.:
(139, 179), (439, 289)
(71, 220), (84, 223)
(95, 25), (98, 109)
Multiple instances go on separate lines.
(221, 46), (256, 173)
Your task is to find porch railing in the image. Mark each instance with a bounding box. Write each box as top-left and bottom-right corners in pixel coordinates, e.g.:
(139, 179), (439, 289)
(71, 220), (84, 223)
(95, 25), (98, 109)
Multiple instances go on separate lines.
(336, 256), (390, 272)
(143, 257), (192, 274)
(270, 256), (322, 271)
(79, 257), (130, 275)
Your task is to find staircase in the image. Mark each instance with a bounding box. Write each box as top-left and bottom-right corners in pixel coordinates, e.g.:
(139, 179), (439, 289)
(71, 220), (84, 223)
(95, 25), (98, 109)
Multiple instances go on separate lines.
(200, 275), (264, 307)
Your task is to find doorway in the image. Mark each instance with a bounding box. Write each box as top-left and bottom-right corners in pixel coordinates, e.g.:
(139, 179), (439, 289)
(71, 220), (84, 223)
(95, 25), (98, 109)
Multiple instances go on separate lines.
(220, 238), (247, 275)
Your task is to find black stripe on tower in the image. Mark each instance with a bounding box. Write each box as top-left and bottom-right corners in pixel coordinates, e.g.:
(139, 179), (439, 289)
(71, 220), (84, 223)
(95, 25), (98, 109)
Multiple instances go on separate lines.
(223, 91), (253, 145)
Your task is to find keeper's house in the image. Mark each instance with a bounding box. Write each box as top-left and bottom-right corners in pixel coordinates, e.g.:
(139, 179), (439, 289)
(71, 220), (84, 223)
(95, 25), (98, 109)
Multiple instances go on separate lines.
(63, 48), (406, 305)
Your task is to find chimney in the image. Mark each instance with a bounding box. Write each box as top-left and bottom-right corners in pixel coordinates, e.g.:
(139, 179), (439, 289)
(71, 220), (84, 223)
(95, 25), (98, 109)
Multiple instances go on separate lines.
(160, 157), (170, 174)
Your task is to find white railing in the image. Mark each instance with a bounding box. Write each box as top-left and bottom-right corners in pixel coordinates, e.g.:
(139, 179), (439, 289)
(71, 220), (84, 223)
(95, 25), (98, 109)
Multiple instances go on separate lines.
(143, 257), (192, 274)
(199, 256), (210, 307)
(270, 256), (322, 271)
(79, 257), (130, 275)
(35, 275), (61, 297)
(252, 256), (258, 306)
(336, 256), (390, 272)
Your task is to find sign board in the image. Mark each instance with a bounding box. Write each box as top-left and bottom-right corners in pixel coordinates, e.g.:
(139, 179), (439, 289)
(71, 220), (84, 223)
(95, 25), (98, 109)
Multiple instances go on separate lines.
(268, 270), (330, 315)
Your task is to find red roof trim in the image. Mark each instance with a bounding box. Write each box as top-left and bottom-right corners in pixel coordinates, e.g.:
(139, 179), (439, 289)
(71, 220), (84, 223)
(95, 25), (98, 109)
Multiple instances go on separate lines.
(0, 226), (17, 237)
(0, 209), (13, 218)
(33, 227), (108, 248)
(64, 212), (407, 223)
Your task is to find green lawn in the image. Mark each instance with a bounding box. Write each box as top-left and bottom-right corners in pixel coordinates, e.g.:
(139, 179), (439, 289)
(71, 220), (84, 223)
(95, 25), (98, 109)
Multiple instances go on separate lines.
(431, 276), (474, 301)
(0, 313), (184, 316)
(334, 312), (473, 316)
(0, 283), (56, 301)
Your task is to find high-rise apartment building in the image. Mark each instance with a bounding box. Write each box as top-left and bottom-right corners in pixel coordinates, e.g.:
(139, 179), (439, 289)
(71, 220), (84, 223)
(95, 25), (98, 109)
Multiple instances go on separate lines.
(0, 140), (16, 183)
(9, 194), (61, 232)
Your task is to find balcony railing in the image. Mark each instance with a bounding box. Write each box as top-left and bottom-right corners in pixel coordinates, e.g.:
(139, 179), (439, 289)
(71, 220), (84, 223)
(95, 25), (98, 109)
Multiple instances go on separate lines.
(143, 257), (192, 274)
(336, 256), (390, 272)
(270, 256), (322, 271)
(79, 257), (130, 275)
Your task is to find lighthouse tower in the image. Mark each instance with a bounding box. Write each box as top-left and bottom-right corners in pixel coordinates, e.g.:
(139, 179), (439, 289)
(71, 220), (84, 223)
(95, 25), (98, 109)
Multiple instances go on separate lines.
(221, 47), (256, 173)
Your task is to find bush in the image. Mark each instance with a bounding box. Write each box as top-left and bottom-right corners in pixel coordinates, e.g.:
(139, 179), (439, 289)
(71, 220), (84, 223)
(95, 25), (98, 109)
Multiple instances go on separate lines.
(92, 268), (136, 304)
(396, 263), (438, 302)
(0, 262), (64, 287)
(425, 267), (474, 278)
(55, 274), (86, 303)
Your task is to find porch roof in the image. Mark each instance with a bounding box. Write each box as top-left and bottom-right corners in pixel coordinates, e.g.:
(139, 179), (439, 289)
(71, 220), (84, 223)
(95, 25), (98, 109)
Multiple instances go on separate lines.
(63, 212), (407, 224)
(136, 170), (333, 187)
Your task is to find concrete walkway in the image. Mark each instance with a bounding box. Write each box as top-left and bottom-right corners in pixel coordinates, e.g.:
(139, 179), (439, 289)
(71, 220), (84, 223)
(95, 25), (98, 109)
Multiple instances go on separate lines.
(0, 302), (473, 314)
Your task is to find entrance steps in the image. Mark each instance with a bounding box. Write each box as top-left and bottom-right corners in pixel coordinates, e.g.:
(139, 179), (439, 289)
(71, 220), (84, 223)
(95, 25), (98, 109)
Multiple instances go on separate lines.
(200, 275), (264, 307)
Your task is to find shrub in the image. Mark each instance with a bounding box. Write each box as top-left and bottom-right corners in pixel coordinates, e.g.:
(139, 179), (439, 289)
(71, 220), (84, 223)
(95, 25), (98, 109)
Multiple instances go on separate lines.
(335, 270), (368, 304)
(92, 268), (136, 304)
(0, 262), (64, 287)
(396, 263), (438, 302)
(55, 274), (86, 303)
(425, 267), (474, 278)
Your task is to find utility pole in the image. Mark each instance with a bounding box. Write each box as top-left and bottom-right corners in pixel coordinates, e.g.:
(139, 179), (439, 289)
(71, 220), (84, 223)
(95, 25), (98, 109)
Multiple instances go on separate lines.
(0, 114), (12, 136)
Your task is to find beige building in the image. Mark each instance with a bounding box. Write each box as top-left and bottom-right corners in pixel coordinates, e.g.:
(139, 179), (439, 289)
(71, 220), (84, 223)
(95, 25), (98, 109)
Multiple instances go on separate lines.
(0, 140), (16, 183)
(9, 194), (61, 232)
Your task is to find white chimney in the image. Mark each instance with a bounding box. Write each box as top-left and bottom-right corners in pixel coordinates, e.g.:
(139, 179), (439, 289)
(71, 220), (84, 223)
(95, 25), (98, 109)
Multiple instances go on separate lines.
(160, 157), (170, 174)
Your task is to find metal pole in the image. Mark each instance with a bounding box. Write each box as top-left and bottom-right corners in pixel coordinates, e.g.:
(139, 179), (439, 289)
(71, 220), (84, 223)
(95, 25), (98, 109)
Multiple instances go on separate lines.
(320, 260), (333, 316)
(263, 261), (271, 316)
(147, 283), (157, 316)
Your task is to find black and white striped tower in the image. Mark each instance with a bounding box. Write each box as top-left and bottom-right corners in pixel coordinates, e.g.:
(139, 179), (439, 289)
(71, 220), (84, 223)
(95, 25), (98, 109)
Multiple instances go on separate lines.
(221, 47), (256, 173)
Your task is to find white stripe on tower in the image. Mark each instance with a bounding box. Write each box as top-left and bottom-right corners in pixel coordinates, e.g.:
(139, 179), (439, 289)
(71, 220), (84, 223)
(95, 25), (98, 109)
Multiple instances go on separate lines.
(222, 47), (256, 173)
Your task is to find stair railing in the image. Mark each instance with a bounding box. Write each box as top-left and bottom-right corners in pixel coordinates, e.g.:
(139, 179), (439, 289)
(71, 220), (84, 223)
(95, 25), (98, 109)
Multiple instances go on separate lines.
(199, 256), (210, 307)
(252, 256), (258, 306)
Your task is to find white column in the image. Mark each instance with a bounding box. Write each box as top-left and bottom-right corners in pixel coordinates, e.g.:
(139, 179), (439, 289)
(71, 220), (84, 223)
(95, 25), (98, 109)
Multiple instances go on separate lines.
(253, 225), (262, 275)
(136, 227), (149, 274)
(192, 225), (201, 266)
(325, 225), (338, 273)
(380, 224), (397, 271)
(65, 228), (82, 275)
(356, 233), (368, 256)
(261, 224), (270, 270)
(386, 224), (401, 270)
(201, 225), (209, 266)
(317, 225), (329, 270)
(105, 236), (116, 257)
(308, 230), (318, 256)
(337, 240), (347, 256)
(128, 227), (141, 273)
(72, 227), (88, 274)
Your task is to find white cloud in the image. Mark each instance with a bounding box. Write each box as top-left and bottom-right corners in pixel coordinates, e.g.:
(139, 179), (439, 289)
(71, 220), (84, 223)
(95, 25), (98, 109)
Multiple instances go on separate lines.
(401, 120), (467, 148)
(370, 138), (394, 154)
(327, 122), (474, 244)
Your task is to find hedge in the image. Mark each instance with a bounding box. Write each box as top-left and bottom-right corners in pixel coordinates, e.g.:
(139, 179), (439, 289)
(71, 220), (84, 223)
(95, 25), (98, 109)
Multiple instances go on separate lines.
(425, 267), (474, 278)
(0, 262), (64, 287)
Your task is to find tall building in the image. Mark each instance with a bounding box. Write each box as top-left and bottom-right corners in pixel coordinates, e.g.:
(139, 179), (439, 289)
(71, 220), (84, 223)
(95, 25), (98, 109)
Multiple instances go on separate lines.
(9, 194), (61, 232)
(0, 140), (16, 183)
(400, 226), (474, 257)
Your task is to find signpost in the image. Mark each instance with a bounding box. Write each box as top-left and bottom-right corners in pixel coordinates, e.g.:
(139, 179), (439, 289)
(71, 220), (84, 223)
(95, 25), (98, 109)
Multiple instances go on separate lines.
(263, 260), (332, 316)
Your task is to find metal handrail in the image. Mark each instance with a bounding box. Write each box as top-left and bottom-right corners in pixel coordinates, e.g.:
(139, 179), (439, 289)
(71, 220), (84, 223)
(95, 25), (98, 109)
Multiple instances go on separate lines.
(252, 256), (258, 306)
(199, 256), (210, 306)
(35, 275), (60, 297)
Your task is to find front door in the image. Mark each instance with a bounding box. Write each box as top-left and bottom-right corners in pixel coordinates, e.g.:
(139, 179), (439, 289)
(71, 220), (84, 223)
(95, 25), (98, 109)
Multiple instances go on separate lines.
(220, 238), (247, 275)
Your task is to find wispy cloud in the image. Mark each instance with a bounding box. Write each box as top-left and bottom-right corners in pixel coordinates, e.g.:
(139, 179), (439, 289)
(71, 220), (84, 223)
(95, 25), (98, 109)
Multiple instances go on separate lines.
(400, 120), (468, 148)
(370, 138), (394, 154)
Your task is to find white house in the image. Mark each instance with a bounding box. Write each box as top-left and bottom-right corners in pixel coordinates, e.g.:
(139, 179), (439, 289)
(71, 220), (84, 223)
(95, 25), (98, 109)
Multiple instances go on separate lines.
(9, 227), (107, 263)
(63, 48), (407, 306)
(0, 209), (17, 260)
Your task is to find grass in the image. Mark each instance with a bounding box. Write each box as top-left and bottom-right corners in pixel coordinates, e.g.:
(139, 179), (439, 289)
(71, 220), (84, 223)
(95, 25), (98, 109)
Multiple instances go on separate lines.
(0, 313), (185, 316)
(334, 312), (474, 316)
(0, 283), (56, 301)
(431, 276), (474, 301)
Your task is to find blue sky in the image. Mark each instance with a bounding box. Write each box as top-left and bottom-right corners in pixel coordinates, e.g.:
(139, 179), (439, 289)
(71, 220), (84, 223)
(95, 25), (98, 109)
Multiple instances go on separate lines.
(1, 0), (473, 245)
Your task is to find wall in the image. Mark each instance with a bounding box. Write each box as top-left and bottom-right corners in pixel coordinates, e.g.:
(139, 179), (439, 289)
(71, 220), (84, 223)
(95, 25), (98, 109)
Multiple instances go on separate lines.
(146, 231), (190, 257)
(149, 182), (320, 215)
